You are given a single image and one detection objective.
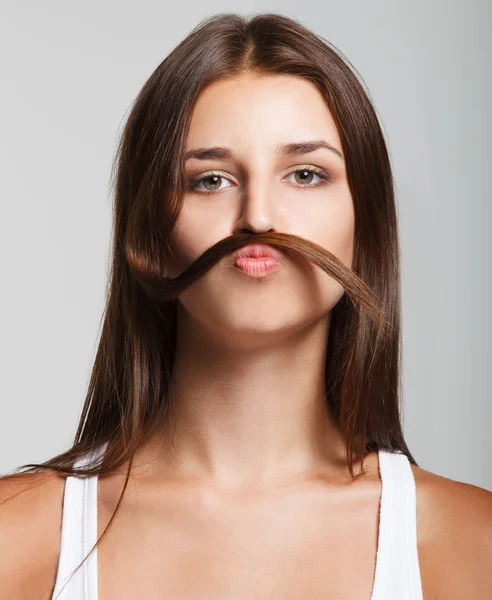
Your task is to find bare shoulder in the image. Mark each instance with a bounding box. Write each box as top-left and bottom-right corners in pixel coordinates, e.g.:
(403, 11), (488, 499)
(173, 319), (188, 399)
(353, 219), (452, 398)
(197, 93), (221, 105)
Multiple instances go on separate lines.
(0, 470), (66, 600)
(410, 463), (492, 599)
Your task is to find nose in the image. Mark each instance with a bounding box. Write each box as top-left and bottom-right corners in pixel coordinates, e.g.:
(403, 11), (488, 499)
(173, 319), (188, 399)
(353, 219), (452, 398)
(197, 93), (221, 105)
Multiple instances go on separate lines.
(234, 178), (278, 235)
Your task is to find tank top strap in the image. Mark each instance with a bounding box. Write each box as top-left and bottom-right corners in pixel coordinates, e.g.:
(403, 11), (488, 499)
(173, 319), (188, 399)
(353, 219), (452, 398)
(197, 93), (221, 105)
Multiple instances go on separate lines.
(371, 449), (424, 600)
(51, 442), (108, 600)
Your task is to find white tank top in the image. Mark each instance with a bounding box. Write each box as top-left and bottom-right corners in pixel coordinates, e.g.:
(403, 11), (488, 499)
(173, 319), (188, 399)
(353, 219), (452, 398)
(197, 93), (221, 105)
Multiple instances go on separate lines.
(51, 444), (424, 599)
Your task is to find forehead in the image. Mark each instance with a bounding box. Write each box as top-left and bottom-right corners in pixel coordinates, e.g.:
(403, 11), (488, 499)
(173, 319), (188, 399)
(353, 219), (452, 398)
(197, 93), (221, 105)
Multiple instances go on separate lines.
(186, 74), (342, 152)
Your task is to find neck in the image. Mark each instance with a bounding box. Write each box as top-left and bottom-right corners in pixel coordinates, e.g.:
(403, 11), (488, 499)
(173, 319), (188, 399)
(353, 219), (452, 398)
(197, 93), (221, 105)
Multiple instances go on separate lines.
(136, 303), (350, 492)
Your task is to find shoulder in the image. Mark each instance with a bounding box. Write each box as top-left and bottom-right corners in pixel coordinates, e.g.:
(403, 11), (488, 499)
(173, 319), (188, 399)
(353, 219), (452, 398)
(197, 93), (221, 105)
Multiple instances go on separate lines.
(410, 463), (492, 599)
(0, 470), (67, 599)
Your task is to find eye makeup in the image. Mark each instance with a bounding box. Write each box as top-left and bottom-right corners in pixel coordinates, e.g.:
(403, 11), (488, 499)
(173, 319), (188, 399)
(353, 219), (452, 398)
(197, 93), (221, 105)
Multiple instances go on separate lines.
(187, 165), (333, 194)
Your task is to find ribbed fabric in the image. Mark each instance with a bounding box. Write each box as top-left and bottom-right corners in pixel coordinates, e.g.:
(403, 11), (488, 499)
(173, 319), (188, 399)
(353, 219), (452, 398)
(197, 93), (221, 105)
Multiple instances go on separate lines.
(51, 444), (108, 600)
(51, 445), (423, 599)
(370, 450), (424, 599)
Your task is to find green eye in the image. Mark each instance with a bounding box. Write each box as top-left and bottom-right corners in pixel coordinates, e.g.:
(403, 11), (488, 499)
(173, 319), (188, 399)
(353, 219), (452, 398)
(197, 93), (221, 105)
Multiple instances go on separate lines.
(188, 171), (233, 193)
(187, 166), (332, 194)
(285, 167), (331, 189)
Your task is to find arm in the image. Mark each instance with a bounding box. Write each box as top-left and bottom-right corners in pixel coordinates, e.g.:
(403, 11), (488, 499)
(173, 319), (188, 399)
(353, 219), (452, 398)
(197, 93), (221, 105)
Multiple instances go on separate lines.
(412, 465), (492, 599)
(0, 471), (66, 600)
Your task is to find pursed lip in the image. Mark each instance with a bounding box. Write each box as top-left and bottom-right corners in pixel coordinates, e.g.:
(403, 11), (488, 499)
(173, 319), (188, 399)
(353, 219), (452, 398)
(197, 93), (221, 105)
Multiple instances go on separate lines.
(233, 244), (282, 262)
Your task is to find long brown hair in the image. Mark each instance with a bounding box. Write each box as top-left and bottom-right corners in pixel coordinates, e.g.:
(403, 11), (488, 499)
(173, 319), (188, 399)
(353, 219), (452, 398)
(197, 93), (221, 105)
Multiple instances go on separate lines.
(2, 12), (417, 595)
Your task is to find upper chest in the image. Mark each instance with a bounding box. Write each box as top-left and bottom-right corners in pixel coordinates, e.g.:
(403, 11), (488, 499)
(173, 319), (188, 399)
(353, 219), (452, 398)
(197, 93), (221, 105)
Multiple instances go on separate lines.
(96, 473), (383, 600)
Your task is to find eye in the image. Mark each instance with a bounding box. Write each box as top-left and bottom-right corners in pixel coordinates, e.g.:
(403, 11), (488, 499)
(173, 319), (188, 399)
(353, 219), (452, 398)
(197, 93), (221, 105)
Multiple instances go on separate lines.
(187, 166), (332, 194)
(187, 172), (233, 193)
(284, 167), (332, 190)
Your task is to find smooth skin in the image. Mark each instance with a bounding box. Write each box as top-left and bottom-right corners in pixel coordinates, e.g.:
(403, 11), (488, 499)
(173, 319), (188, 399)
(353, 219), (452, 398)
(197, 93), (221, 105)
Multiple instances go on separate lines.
(1, 74), (491, 599)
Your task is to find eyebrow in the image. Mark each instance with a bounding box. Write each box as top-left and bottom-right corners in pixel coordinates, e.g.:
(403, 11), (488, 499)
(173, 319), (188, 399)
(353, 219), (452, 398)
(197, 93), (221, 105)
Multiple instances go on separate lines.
(184, 140), (344, 162)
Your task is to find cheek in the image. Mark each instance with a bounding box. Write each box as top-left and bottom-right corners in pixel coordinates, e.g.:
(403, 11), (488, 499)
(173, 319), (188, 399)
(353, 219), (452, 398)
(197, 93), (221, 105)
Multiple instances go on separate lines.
(294, 193), (355, 304)
(165, 201), (228, 278)
(326, 205), (355, 268)
(300, 190), (355, 267)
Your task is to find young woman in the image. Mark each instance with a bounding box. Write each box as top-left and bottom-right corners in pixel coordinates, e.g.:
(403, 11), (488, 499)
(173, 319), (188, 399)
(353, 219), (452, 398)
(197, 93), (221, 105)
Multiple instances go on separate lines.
(1, 12), (490, 600)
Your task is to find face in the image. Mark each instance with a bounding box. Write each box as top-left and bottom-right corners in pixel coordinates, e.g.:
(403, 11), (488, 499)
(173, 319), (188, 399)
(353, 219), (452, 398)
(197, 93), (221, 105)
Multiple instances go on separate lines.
(167, 73), (354, 346)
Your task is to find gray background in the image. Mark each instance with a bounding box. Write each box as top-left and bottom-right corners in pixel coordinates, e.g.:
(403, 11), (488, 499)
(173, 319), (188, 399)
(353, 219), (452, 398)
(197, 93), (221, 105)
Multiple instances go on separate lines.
(1, 1), (490, 490)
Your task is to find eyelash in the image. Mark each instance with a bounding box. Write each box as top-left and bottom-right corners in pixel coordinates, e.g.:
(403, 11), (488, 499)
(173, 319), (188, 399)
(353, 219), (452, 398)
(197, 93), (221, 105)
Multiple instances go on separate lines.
(187, 166), (332, 194)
